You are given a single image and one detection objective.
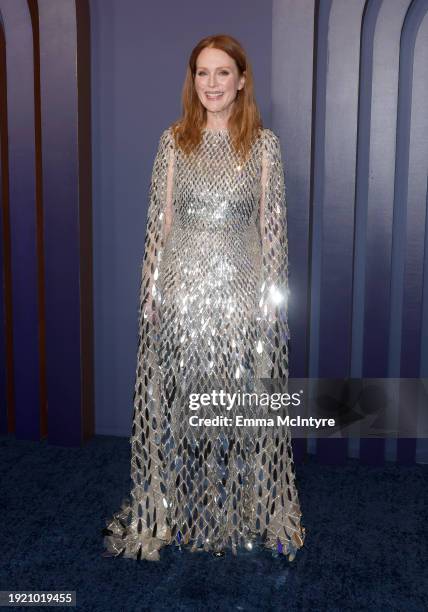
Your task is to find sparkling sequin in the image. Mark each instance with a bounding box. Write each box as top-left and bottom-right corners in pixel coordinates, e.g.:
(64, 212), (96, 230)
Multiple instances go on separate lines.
(102, 126), (305, 561)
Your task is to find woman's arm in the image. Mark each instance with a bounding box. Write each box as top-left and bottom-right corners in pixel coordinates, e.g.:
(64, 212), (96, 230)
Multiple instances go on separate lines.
(140, 128), (175, 322)
(257, 129), (290, 379)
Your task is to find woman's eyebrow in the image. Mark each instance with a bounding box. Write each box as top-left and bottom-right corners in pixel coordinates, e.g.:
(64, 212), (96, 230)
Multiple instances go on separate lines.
(196, 66), (232, 70)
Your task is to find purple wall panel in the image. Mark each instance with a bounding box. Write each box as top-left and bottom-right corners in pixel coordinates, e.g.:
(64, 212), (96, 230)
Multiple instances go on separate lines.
(356, 0), (411, 465)
(0, 0), (40, 440)
(272, 0), (316, 463)
(394, 1), (428, 464)
(38, 0), (93, 446)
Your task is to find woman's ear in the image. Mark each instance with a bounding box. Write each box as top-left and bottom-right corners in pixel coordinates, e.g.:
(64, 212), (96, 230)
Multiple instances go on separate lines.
(238, 70), (246, 91)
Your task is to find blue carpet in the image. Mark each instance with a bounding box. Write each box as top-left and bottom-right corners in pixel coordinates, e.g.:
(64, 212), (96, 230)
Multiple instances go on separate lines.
(0, 434), (427, 611)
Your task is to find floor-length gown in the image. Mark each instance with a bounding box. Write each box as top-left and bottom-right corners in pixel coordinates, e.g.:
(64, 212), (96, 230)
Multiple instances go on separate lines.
(102, 125), (306, 561)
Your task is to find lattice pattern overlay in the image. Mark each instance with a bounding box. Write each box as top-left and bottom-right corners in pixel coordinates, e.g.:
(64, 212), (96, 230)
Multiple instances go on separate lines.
(103, 127), (306, 561)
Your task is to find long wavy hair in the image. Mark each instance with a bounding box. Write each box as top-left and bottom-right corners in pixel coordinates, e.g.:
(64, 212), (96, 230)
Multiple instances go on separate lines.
(171, 34), (263, 163)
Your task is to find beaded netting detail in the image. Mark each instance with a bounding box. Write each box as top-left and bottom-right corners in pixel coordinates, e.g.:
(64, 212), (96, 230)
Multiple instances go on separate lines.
(102, 127), (306, 561)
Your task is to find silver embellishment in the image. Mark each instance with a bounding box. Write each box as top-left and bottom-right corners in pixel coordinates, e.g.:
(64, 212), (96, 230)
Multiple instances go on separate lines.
(102, 127), (305, 561)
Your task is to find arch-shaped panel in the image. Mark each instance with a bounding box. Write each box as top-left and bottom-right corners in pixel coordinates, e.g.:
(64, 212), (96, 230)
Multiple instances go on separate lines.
(0, 0), (40, 440)
(38, 0), (94, 446)
(0, 17), (10, 436)
(400, 2), (428, 463)
(389, 0), (428, 464)
(316, 0), (366, 464)
(272, 0), (316, 463)
(354, 0), (412, 465)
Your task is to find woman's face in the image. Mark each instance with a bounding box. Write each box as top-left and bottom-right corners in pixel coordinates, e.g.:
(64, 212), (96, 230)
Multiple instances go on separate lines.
(194, 47), (245, 121)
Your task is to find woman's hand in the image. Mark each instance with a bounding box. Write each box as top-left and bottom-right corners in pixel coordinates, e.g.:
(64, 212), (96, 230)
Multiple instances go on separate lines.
(259, 282), (287, 323)
(142, 301), (159, 326)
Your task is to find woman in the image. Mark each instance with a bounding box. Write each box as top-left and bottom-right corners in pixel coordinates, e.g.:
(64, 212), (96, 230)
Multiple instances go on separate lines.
(102, 34), (306, 561)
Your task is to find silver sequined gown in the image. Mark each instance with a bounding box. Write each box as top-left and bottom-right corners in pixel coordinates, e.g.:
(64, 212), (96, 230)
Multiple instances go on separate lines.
(103, 126), (306, 561)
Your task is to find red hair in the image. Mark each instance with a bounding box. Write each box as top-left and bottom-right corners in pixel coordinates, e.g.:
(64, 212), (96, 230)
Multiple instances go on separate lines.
(171, 34), (263, 162)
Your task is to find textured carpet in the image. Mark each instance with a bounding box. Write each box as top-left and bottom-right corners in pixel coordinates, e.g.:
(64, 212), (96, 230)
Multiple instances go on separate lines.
(0, 434), (427, 611)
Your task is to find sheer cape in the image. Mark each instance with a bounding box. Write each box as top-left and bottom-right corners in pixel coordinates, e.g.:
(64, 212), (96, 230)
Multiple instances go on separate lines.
(102, 126), (306, 561)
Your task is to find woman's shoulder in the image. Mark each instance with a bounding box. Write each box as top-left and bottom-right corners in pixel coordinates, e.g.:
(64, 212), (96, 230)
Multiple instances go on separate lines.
(260, 127), (280, 146)
(160, 125), (173, 139)
(258, 128), (282, 160)
(157, 125), (281, 155)
(155, 126), (175, 151)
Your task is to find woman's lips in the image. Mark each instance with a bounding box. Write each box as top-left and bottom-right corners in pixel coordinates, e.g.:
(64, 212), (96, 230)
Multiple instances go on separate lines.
(206, 93), (224, 100)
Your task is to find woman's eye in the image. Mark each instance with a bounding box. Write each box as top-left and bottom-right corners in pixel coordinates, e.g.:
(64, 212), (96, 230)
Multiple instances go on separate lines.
(197, 70), (229, 76)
